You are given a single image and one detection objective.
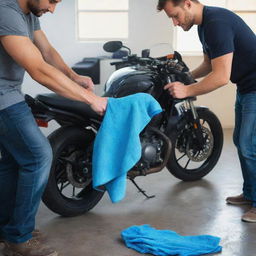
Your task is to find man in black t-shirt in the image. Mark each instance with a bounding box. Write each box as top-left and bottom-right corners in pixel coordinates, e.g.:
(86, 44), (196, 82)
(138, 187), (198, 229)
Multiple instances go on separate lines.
(157, 0), (256, 223)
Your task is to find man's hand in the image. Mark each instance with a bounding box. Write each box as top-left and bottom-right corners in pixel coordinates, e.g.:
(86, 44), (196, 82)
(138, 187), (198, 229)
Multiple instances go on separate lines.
(73, 75), (94, 92)
(164, 81), (189, 99)
(90, 96), (108, 116)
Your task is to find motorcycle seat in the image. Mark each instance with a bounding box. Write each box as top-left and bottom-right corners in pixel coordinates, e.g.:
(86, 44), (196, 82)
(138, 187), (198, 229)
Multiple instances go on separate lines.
(36, 93), (102, 121)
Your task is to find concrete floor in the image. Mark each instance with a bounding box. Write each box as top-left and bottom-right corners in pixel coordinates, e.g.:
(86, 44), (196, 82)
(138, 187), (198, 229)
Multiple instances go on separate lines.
(1, 129), (256, 256)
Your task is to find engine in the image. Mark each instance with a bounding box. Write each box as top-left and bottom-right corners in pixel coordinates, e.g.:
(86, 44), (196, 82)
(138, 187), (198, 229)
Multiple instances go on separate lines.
(140, 135), (163, 169)
(128, 128), (171, 178)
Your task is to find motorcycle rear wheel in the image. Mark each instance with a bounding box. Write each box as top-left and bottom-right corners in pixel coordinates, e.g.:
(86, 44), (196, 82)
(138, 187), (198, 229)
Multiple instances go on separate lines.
(42, 126), (104, 217)
(167, 109), (223, 181)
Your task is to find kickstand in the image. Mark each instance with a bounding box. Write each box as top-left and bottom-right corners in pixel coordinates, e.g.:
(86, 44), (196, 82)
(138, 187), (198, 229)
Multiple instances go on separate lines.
(129, 178), (155, 199)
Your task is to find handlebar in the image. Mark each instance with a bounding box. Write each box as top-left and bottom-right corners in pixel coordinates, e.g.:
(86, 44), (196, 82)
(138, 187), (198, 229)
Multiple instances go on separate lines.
(110, 61), (126, 66)
(110, 53), (196, 85)
(110, 56), (154, 67)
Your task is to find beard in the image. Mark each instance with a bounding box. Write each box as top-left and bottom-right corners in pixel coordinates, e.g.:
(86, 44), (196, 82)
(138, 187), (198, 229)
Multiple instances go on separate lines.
(181, 10), (194, 31)
(27, 0), (47, 17)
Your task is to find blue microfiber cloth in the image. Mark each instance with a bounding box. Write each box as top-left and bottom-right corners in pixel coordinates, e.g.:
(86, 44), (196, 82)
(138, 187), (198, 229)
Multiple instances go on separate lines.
(121, 225), (222, 256)
(92, 93), (162, 203)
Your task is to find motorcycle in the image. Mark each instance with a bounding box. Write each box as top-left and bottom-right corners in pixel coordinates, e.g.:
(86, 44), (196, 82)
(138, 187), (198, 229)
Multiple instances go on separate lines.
(25, 41), (223, 217)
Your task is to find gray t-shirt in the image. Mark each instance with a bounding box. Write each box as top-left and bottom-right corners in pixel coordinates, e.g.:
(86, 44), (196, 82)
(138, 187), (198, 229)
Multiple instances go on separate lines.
(0, 0), (41, 110)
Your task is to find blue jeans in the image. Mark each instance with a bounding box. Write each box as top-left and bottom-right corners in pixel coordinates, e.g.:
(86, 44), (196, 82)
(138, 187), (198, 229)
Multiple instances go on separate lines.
(233, 92), (256, 207)
(0, 101), (52, 243)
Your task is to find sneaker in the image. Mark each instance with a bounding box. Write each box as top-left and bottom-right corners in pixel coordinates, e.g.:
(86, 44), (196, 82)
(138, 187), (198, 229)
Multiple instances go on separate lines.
(3, 237), (58, 256)
(226, 193), (252, 205)
(242, 207), (256, 223)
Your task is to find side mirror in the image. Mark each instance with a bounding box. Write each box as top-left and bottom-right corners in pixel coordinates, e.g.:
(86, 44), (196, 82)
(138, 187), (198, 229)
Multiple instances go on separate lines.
(141, 49), (150, 58)
(103, 41), (123, 53)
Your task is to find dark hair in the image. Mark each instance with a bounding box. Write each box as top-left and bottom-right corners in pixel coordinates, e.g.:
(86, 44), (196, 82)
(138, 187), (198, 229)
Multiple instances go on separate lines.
(157, 0), (199, 11)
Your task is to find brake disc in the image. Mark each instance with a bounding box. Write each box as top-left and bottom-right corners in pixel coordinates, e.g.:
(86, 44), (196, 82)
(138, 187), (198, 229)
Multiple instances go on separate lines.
(186, 126), (214, 162)
(66, 151), (91, 188)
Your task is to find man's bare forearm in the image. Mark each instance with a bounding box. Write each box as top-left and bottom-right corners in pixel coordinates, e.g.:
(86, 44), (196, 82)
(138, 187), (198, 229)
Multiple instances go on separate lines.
(31, 61), (96, 104)
(1, 34), (107, 115)
(187, 71), (228, 97)
(42, 46), (78, 80)
(164, 52), (232, 99)
(190, 54), (212, 79)
(191, 60), (212, 79)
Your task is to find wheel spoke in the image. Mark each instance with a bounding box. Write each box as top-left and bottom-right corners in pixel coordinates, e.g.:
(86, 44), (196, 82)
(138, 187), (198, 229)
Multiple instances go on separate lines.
(53, 143), (95, 200)
(194, 151), (200, 158)
(60, 181), (70, 192)
(60, 182), (64, 192)
(177, 153), (186, 161)
(184, 158), (191, 169)
(72, 186), (76, 197)
(171, 111), (222, 176)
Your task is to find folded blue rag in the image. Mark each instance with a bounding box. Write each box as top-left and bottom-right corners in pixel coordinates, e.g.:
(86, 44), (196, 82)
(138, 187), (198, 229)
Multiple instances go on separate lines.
(92, 93), (162, 203)
(121, 225), (222, 256)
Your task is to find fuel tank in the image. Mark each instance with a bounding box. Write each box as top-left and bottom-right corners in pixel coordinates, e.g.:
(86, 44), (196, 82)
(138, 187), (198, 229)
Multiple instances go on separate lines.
(103, 66), (161, 98)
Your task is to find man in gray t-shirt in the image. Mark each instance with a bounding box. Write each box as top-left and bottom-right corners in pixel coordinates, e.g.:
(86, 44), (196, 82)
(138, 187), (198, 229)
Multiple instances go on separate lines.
(0, 0), (41, 110)
(0, 0), (107, 114)
(0, 1), (107, 256)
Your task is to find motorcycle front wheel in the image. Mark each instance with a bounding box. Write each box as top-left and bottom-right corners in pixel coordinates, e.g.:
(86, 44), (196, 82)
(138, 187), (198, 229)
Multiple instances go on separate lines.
(167, 108), (223, 181)
(42, 126), (104, 217)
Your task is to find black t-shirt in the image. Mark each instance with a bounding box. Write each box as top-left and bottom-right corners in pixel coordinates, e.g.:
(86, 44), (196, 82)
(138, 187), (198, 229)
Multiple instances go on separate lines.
(198, 6), (256, 94)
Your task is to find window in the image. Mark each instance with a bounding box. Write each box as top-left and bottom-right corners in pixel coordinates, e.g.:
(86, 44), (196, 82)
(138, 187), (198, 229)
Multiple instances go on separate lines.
(77, 0), (129, 41)
(174, 0), (256, 55)
(228, 0), (256, 33)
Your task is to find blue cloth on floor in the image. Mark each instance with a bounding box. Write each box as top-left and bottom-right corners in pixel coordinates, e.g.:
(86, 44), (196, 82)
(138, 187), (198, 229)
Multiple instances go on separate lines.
(92, 93), (162, 203)
(121, 225), (222, 256)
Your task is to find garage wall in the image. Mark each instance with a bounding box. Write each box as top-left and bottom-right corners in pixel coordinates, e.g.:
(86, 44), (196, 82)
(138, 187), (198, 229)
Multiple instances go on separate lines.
(22, 0), (172, 97)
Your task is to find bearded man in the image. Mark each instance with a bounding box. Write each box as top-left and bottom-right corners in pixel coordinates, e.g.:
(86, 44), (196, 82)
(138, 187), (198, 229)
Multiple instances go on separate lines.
(0, 1), (108, 255)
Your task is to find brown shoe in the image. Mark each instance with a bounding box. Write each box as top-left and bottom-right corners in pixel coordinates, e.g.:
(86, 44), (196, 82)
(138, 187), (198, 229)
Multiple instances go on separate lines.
(242, 207), (256, 223)
(226, 193), (252, 205)
(0, 229), (44, 245)
(32, 229), (45, 241)
(3, 237), (58, 256)
(0, 237), (4, 248)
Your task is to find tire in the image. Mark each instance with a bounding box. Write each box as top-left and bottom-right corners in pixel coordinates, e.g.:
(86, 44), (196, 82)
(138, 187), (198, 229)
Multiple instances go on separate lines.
(167, 109), (223, 181)
(42, 126), (104, 217)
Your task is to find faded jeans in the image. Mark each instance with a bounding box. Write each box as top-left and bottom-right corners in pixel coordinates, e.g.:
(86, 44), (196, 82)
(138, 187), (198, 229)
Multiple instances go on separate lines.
(0, 101), (52, 243)
(233, 91), (256, 207)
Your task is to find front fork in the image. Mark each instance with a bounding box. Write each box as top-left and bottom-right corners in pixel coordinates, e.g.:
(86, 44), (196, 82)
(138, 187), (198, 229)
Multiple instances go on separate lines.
(185, 100), (205, 148)
(175, 99), (206, 150)
(166, 75), (205, 148)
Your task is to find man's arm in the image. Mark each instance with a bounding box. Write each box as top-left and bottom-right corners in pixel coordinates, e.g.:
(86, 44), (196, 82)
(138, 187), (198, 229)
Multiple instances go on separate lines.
(191, 54), (212, 79)
(164, 52), (233, 98)
(0, 35), (107, 115)
(33, 30), (94, 91)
